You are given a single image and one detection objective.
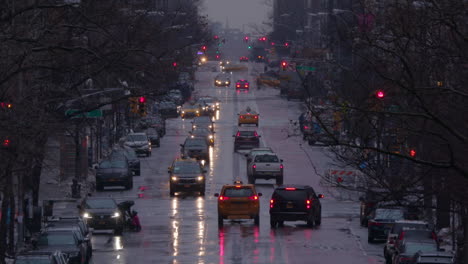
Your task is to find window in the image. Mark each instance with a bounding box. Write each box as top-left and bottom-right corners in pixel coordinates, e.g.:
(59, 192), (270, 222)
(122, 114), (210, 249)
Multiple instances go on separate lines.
(38, 232), (76, 246)
(223, 188), (254, 197)
(254, 155), (279, 163)
(85, 199), (116, 209)
(273, 190), (308, 200)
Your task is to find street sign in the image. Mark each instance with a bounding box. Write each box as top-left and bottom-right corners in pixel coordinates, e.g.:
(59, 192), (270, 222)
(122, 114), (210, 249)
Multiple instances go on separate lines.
(296, 65), (316, 71)
(65, 109), (103, 118)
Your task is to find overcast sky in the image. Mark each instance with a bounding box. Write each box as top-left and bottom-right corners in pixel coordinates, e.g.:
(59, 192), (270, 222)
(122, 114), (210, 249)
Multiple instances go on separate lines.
(201, 0), (271, 32)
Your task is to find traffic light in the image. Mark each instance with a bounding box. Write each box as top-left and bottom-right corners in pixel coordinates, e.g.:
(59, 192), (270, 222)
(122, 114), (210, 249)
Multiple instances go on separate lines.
(129, 97), (139, 114)
(214, 35), (219, 40)
(172, 62), (178, 68)
(138, 96), (147, 117)
(201, 45), (207, 51)
(409, 149), (416, 157)
(271, 42), (275, 46)
(376, 90), (385, 98)
(281, 61), (288, 71)
(244, 36), (249, 42)
(284, 42), (289, 47)
(215, 55), (220, 59)
(248, 45), (252, 49)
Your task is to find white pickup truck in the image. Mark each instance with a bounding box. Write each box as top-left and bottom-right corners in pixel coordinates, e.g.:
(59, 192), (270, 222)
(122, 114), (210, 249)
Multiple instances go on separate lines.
(247, 153), (283, 184)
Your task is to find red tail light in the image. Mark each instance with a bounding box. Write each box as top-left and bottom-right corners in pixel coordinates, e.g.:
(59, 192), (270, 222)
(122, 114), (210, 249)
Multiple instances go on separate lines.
(249, 195), (259, 200)
(236, 132), (240, 137)
(306, 200), (311, 209)
(244, 85), (248, 88)
(219, 196), (230, 201)
(252, 164), (256, 169)
(240, 115), (244, 119)
(254, 131), (258, 137)
(270, 199), (274, 208)
(304, 126), (309, 129)
(236, 84), (240, 88)
(285, 187), (296, 191)
(368, 221), (383, 227)
(280, 164), (284, 169)
(254, 115), (258, 119)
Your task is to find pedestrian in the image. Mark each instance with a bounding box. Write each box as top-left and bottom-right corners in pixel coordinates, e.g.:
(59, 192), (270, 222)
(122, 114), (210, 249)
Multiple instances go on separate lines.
(131, 211), (141, 232)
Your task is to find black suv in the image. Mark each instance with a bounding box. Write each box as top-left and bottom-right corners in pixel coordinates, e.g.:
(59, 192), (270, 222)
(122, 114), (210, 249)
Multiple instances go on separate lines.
(233, 130), (260, 151)
(78, 197), (125, 235)
(269, 185), (323, 228)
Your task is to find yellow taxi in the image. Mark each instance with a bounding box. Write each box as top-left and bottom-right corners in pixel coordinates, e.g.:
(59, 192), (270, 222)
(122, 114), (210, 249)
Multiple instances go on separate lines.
(238, 107), (259, 127)
(180, 103), (201, 118)
(214, 180), (262, 227)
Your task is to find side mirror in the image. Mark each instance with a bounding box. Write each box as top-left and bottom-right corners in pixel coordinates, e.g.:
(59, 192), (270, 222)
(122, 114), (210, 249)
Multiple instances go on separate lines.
(318, 194), (324, 199)
(258, 193), (263, 197)
(214, 193), (219, 197)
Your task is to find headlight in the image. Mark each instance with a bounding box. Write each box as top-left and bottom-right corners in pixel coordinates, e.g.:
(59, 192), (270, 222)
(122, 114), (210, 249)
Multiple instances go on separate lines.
(197, 176), (204, 181)
(196, 110), (199, 113)
(225, 81), (229, 84)
(171, 176), (178, 181)
(193, 125), (196, 129)
(209, 135), (213, 139)
(83, 213), (92, 219)
(112, 212), (120, 218)
(208, 125), (212, 128)
(181, 111), (185, 113)
(216, 102), (220, 106)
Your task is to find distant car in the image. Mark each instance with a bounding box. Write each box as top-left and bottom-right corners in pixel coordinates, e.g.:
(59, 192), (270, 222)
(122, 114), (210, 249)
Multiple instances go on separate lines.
(78, 197), (125, 235)
(168, 158), (207, 196)
(214, 73), (231, 87)
(233, 130), (260, 151)
(190, 128), (215, 146)
(236, 79), (249, 90)
(247, 153), (283, 184)
(146, 128), (160, 147)
(158, 101), (179, 118)
(180, 136), (210, 162)
(269, 185), (323, 228)
(180, 103), (201, 118)
(239, 56), (249, 62)
(197, 96), (220, 115)
(14, 251), (69, 264)
(32, 229), (88, 264)
(192, 116), (215, 132)
(95, 159), (133, 190)
(238, 107), (259, 126)
(124, 132), (151, 156)
(215, 180), (262, 227)
(367, 207), (406, 243)
(110, 147), (140, 176)
(244, 147), (274, 164)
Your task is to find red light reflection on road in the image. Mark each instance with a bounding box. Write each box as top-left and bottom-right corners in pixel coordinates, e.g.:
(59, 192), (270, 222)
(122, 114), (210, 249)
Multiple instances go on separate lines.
(218, 230), (225, 264)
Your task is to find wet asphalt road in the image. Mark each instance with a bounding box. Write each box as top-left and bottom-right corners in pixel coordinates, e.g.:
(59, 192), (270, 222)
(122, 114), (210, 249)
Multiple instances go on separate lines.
(90, 62), (386, 264)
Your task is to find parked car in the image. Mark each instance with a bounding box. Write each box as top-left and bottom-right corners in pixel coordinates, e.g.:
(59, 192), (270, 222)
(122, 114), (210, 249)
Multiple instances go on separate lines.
(95, 159), (133, 190)
(110, 147), (140, 176)
(45, 218), (92, 260)
(146, 128), (160, 147)
(384, 220), (432, 264)
(367, 207), (406, 243)
(247, 153), (283, 184)
(32, 229), (88, 264)
(78, 197), (125, 235)
(269, 185), (323, 228)
(392, 240), (439, 264)
(44, 226), (90, 263)
(14, 251), (69, 264)
(124, 132), (151, 157)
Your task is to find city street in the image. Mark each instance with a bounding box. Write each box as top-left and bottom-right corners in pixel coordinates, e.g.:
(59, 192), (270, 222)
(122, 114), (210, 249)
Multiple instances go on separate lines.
(89, 63), (386, 264)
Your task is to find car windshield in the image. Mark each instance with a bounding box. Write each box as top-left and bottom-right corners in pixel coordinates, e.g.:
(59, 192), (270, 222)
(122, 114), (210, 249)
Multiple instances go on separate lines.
(194, 117), (212, 123)
(173, 163), (202, 174)
(85, 199), (116, 209)
(238, 131), (256, 137)
(126, 134), (147, 141)
(99, 160), (127, 169)
(37, 232), (76, 246)
(184, 104), (199, 109)
(199, 98), (214, 103)
(375, 209), (405, 220)
(223, 187), (254, 197)
(254, 155), (279, 163)
(185, 139), (207, 147)
(251, 150), (273, 156)
(273, 190), (307, 200)
(15, 258), (50, 264)
(404, 242), (438, 255)
(192, 130), (209, 136)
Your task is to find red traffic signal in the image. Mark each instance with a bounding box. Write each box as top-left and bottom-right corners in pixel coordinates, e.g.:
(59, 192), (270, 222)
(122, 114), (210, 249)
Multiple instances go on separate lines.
(281, 61), (288, 67)
(138, 96), (146, 103)
(284, 42), (289, 47)
(201, 45), (207, 51)
(409, 149), (416, 157)
(244, 36), (249, 41)
(172, 62), (178, 67)
(376, 90), (385, 98)
(214, 35), (219, 39)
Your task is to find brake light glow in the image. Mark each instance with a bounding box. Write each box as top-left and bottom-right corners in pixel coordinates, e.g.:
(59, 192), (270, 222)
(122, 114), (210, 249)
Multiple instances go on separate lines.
(240, 115), (244, 119)
(244, 85), (248, 88)
(280, 164), (284, 169)
(306, 200), (311, 209)
(236, 132), (240, 137)
(219, 196), (229, 201)
(236, 84), (240, 88)
(254, 131), (258, 137)
(254, 115), (258, 119)
(285, 187), (296, 191)
(368, 221), (383, 227)
(235, 185), (241, 188)
(249, 195), (259, 200)
(304, 126), (309, 129)
(270, 199), (274, 208)
(252, 164), (256, 169)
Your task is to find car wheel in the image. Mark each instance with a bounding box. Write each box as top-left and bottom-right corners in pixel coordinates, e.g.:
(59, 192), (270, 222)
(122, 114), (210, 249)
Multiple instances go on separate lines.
(306, 215), (315, 227)
(315, 212), (322, 226)
(270, 218), (277, 228)
(276, 177), (283, 185)
(254, 215), (260, 226)
(218, 214), (223, 227)
(114, 226), (123, 236)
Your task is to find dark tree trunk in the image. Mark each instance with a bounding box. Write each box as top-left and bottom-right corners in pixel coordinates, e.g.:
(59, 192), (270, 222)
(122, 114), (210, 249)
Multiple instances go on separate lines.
(7, 189), (15, 256)
(0, 188), (10, 264)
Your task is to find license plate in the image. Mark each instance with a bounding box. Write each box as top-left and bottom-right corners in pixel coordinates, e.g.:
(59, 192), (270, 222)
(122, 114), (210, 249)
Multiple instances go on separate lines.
(184, 184), (190, 188)
(99, 221), (106, 225)
(286, 204), (294, 208)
